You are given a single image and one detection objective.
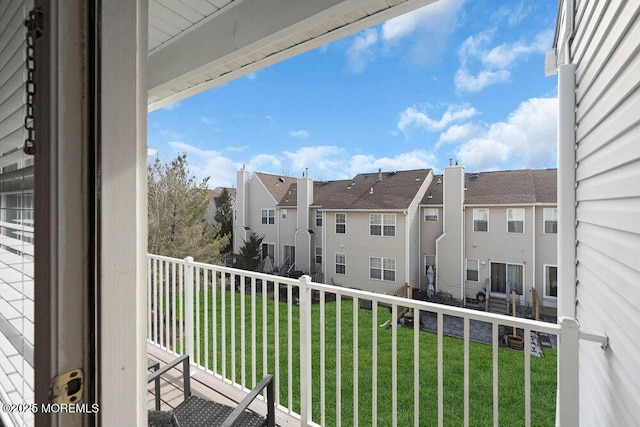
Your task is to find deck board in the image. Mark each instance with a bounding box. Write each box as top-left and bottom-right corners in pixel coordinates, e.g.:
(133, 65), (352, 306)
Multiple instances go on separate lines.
(147, 344), (302, 426)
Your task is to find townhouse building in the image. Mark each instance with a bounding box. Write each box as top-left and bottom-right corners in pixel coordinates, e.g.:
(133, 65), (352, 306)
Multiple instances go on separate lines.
(420, 165), (557, 309)
(234, 165), (557, 306)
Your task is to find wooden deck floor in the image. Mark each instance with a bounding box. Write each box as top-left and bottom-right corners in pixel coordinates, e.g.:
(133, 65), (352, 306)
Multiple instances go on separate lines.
(147, 344), (302, 426)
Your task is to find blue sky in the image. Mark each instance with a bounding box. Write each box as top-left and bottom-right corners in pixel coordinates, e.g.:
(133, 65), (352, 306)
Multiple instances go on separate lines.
(148, 0), (559, 189)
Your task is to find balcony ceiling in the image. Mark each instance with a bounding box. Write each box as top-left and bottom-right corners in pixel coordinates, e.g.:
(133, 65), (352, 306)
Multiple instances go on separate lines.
(147, 0), (438, 111)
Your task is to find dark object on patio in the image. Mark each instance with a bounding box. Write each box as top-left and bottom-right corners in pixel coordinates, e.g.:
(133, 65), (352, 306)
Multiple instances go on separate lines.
(148, 355), (275, 427)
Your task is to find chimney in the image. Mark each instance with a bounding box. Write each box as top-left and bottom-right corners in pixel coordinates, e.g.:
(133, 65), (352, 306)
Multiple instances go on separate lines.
(377, 168), (382, 182)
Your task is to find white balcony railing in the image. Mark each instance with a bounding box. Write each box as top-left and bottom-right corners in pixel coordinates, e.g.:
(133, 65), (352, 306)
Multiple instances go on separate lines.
(147, 254), (574, 426)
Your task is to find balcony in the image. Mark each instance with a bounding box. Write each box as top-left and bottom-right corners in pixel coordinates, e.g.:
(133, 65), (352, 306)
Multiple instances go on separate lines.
(146, 254), (577, 426)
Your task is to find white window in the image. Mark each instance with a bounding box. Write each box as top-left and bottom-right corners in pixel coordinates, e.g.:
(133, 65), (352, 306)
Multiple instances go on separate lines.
(507, 208), (524, 233)
(369, 213), (396, 236)
(315, 246), (322, 264)
(261, 208), (275, 224)
(335, 253), (346, 274)
(544, 265), (558, 298)
(281, 209), (287, 219)
(261, 243), (275, 261)
(424, 208), (438, 222)
(544, 208), (557, 234)
(466, 258), (479, 282)
(473, 209), (488, 232)
(370, 257), (396, 281)
(335, 213), (346, 234)
(316, 210), (322, 227)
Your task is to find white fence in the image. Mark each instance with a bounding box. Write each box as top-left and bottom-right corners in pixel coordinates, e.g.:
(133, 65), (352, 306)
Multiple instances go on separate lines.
(147, 254), (577, 427)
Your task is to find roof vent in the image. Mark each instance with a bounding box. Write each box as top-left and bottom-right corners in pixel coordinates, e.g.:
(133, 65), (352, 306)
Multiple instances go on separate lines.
(437, 178), (442, 184)
(370, 187), (374, 195)
(377, 168), (382, 182)
(416, 177), (420, 181)
(278, 177), (285, 183)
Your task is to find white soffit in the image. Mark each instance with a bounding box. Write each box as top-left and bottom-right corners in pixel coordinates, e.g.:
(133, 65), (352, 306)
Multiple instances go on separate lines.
(148, 0), (439, 111)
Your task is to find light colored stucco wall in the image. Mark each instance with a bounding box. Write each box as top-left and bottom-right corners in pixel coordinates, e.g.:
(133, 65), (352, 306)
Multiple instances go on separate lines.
(243, 175), (280, 259)
(324, 211), (406, 294)
(436, 166), (464, 299)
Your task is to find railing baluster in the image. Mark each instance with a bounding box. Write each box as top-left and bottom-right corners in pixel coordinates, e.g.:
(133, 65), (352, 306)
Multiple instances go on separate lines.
(524, 327), (531, 427)
(251, 276), (256, 387)
(336, 294), (341, 427)
(414, 308), (420, 427)
(372, 300), (378, 425)
(392, 304), (398, 427)
(179, 263), (184, 354)
(147, 257), (151, 342)
(262, 279), (267, 392)
(221, 270), (226, 379)
(353, 297), (358, 426)
(159, 259), (164, 348)
(153, 258), (158, 344)
(184, 257), (195, 364)
(213, 269), (217, 374)
(274, 281), (280, 405)
(231, 273), (236, 385)
(287, 283), (293, 412)
(464, 317), (470, 427)
(172, 262), (177, 352)
(204, 268), (209, 371)
(492, 322), (499, 427)
(320, 290), (326, 427)
(438, 311), (443, 427)
(196, 267), (201, 366)
(299, 276), (312, 425)
(164, 260), (169, 348)
(241, 274), (246, 388)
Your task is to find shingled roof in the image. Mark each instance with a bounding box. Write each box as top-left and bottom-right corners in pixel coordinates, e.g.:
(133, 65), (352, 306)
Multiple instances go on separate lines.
(253, 172), (297, 204)
(273, 169), (432, 210)
(421, 169), (557, 205)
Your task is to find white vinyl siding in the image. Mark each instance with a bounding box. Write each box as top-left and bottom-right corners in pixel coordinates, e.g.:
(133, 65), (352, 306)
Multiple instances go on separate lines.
(369, 257), (396, 281)
(506, 208), (524, 233)
(543, 208), (557, 234)
(570, 1), (640, 424)
(473, 209), (488, 232)
(369, 213), (395, 236)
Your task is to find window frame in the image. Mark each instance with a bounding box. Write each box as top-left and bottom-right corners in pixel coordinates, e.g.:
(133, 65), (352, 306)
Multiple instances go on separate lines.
(261, 208), (275, 224)
(315, 210), (322, 227)
(473, 208), (489, 232)
(424, 254), (436, 275)
(369, 213), (396, 237)
(369, 256), (396, 282)
(506, 208), (525, 234)
(543, 208), (558, 234)
(315, 246), (322, 264)
(544, 264), (558, 299)
(466, 258), (479, 282)
(260, 242), (275, 261)
(335, 253), (346, 275)
(335, 213), (346, 234)
(424, 208), (438, 222)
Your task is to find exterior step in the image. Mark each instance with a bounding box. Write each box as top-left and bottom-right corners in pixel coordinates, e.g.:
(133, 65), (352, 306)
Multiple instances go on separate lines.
(488, 298), (509, 315)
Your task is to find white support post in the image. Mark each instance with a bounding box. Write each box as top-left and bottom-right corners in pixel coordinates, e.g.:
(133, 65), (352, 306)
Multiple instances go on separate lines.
(299, 275), (313, 424)
(184, 257), (195, 364)
(556, 317), (579, 427)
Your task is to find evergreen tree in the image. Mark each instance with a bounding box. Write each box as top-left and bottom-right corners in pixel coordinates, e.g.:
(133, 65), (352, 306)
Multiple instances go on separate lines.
(234, 232), (264, 271)
(148, 154), (229, 264)
(213, 188), (233, 254)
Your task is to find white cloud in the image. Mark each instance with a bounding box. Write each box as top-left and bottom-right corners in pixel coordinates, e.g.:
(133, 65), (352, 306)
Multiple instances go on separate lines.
(246, 72), (257, 80)
(289, 129), (310, 138)
(455, 28), (552, 92)
(147, 148), (157, 157)
(167, 141), (239, 187)
(246, 154), (283, 174)
(398, 104), (477, 135)
(345, 29), (378, 73)
(381, 0), (463, 42)
(454, 68), (510, 92)
(436, 123), (482, 148)
(284, 146), (345, 176)
(348, 151), (437, 176)
(455, 97), (558, 171)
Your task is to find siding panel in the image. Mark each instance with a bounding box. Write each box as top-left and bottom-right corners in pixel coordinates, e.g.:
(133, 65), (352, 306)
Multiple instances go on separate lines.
(572, 0), (640, 424)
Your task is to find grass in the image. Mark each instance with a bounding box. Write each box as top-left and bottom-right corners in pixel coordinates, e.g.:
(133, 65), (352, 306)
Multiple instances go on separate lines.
(183, 286), (556, 426)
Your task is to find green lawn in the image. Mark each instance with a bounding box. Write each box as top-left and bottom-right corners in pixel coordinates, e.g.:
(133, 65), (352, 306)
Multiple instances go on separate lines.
(187, 288), (556, 426)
